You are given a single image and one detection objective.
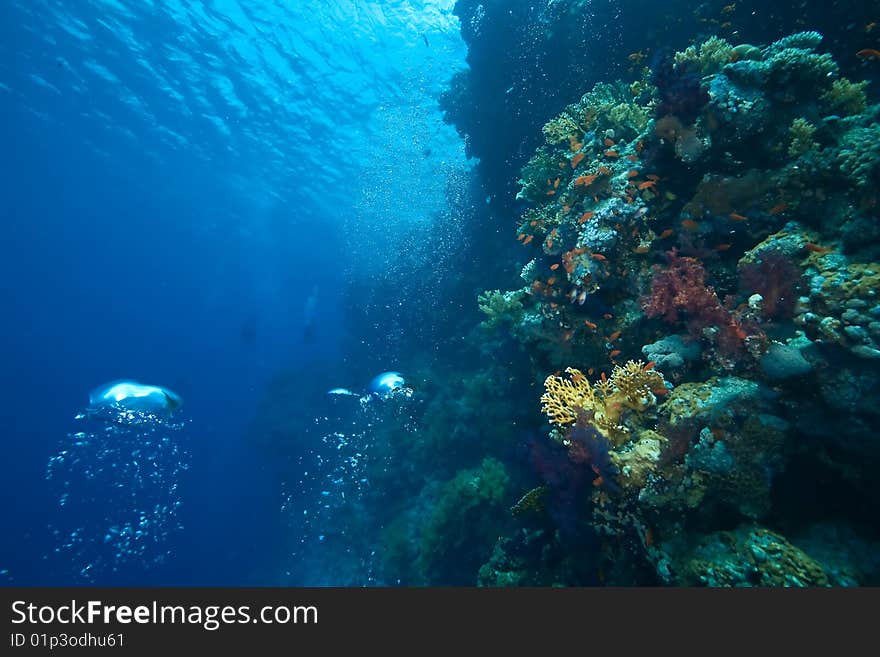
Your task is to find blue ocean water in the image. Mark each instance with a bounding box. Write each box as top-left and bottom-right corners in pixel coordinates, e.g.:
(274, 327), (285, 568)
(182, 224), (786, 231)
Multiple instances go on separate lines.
(1, 0), (467, 585)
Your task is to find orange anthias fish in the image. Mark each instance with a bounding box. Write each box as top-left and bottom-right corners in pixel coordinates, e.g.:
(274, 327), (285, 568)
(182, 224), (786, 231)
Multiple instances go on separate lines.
(681, 219), (699, 231)
(604, 150), (619, 158)
(857, 48), (880, 60)
(575, 174), (598, 187)
(769, 202), (789, 215)
(571, 152), (586, 168)
(550, 263), (559, 270)
(578, 211), (595, 224)
(805, 243), (832, 254)
(658, 228), (674, 239)
(637, 180), (656, 190)
(604, 138), (616, 147)
(729, 212), (749, 221)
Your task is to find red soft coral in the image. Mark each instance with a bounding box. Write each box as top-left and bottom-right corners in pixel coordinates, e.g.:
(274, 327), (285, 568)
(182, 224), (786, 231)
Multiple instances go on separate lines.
(643, 250), (748, 356)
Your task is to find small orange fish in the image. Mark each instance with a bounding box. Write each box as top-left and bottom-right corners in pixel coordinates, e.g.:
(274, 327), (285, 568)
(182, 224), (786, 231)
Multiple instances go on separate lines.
(627, 154), (639, 162)
(637, 180), (656, 190)
(517, 234), (525, 241)
(550, 263), (559, 270)
(584, 320), (598, 330)
(591, 253), (607, 261)
(769, 202), (788, 215)
(609, 349), (621, 358)
(628, 169), (639, 178)
(587, 368), (595, 376)
(602, 313), (613, 320)
(546, 190), (556, 196)
(857, 48), (880, 60)
(633, 245), (650, 254)
(608, 330), (621, 342)
(578, 211), (595, 224)
(636, 140), (644, 153)
(646, 174), (660, 181)
(643, 361), (656, 370)
(575, 174), (598, 187)
(729, 212), (748, 221)
(604, 150), (619, 158)
(715, 243), (732, 251)
(553, 178), (561, 189)
(571, 152), (586, 168)
(604, 138), (615, 147)
(522, 235), (534, 245)
(805, 243), (832, 254)
(598, 166), (612, 175)
(659, 228), (674, 239)
(653, 387), (669, 396)
(681, 219), (699, 231)
(547, 277), (556, 285)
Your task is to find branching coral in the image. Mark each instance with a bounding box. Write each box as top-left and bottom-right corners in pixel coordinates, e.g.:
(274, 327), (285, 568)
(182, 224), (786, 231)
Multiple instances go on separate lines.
(787, 118), (818, 158)
(821, 78), (869, 116)
(726, 31), (837, 90)
(674, 36), (734, 75)
(542, 112), (581, 144)
(837, 123), (880, 187)
(478, 289), (527, 329)
(540, 361), (666, 438)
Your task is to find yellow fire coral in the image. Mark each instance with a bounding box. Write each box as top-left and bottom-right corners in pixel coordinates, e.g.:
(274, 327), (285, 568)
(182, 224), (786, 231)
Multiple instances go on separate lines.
(540, 361), (667, 439)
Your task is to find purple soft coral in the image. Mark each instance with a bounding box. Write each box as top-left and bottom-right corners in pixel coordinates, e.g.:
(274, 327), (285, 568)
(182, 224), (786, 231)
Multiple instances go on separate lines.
(739, 249), (804, 320)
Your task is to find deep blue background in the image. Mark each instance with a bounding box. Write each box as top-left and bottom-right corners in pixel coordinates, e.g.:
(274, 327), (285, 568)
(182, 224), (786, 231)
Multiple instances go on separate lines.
(1, 0), (465, 585)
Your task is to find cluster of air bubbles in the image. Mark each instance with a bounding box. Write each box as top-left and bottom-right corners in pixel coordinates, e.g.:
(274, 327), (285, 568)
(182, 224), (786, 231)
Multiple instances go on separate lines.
(279, 386), (420, 585)
(45, 405), (189, 582)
